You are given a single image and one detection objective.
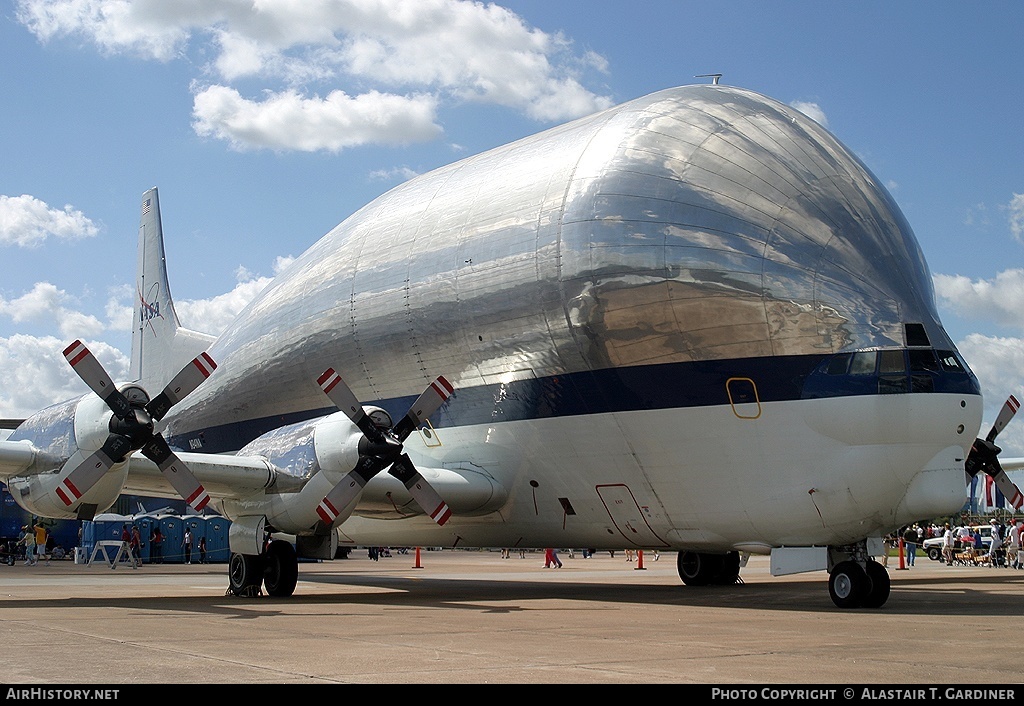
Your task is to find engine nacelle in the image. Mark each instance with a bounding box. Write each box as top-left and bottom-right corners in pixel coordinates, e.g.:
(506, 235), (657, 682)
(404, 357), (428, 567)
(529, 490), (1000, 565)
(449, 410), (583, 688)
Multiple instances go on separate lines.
(222, 412), (365, 535)
(5, 394), (127, 519)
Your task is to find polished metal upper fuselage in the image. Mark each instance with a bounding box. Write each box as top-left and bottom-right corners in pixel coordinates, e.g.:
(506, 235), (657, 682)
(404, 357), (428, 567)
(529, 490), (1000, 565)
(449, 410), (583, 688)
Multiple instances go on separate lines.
(165, 85), (962, 449)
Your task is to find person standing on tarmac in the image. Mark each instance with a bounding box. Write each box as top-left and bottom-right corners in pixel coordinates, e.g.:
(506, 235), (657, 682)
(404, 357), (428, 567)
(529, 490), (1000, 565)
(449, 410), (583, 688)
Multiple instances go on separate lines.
(941, 523), (955, 566)
(34, 524), (49, 566)
(19, 526), (36, 566)
(988, 518), (1003, 567)
(902, 525), (918, 567)
(130, 526), (142, 567)
(150, 527), (164, 564)
(182, 527), (194, 564)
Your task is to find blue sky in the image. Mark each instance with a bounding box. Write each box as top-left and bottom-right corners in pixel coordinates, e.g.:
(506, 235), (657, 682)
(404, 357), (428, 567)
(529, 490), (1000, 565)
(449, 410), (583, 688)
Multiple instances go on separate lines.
(2, 1), (1024, 452)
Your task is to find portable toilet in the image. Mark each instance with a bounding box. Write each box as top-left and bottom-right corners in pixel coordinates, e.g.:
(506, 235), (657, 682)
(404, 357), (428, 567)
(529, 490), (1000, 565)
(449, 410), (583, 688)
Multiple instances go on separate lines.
(203, 515), (231, 563)
(80, 519), (97, 560)
(156, 514), (185, 563)
(84, 513), (131, 565)
(92, 513), (131, 543)
(133, 515), (157, 564)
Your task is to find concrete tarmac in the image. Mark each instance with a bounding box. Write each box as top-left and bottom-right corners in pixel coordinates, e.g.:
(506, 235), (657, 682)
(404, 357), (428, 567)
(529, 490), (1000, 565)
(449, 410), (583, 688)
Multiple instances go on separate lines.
(0, 549), (1021, 685)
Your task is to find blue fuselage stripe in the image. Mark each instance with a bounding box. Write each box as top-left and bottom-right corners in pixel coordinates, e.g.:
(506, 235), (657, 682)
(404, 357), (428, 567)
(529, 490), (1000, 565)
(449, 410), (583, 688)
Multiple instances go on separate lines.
(167, 353), (981, 455)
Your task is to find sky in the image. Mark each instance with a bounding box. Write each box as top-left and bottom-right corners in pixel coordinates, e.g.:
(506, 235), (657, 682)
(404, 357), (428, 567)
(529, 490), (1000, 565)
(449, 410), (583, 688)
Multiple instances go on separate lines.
(1, 1), (1024, 453)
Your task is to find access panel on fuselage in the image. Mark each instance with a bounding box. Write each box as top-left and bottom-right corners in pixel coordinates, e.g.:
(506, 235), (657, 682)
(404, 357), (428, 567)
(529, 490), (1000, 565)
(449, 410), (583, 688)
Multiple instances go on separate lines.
(596, 483), (670, 547)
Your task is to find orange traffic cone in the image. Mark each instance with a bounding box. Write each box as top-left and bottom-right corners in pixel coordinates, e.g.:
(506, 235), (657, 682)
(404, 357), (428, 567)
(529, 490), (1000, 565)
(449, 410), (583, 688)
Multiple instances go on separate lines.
(635, 549), (646, 570)
(413, 546), (423, 569)
(897, 538), (907, 570)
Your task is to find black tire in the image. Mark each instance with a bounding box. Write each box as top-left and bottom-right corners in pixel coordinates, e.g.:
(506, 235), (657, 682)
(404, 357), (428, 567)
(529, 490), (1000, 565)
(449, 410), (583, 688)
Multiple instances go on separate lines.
(712, 551), (742, 585)
(263, 540), (298, 597)
(927, 547), (941, 562)
(829, 560), (868, 609)
(228, 553), (264, 596)
(862, 561), (890, 609)
(677, 551), (724, 586)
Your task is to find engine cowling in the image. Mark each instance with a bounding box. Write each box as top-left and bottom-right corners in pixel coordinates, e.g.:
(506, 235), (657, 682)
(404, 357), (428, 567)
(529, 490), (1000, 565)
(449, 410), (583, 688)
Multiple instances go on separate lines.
(6, 394), (128, 519)
(220, 412), (366, 534)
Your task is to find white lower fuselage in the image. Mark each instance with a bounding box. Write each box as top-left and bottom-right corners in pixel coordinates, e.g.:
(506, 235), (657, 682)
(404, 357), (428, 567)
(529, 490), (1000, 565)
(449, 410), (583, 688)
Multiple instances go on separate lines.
(327, 392), (979, 552)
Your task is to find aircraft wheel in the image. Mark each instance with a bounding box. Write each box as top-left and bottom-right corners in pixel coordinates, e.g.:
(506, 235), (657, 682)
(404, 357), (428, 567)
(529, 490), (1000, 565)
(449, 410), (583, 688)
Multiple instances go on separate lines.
(828, 560), (868, 609)
(228, 552), (264, 596)
(712, 551), (742, 585)
(263, 540), (298, 597)
(861, 560), (891, 609)
(677, 551), (724, 586)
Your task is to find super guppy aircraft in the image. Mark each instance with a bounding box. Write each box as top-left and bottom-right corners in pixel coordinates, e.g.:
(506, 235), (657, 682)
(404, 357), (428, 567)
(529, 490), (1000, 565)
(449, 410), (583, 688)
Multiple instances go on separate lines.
(2, 82), (1012, 608)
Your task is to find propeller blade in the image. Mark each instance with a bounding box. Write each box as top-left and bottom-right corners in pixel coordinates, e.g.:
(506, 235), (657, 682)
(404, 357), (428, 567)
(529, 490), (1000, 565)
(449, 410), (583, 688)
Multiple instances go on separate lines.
(317, 368), (383, 441)
(392, 375), (455, 441)
(63, 340), (132, 418)
(315, 457), (381, 525)
(146, 352), (217, 422)
(55, 435), (133, 507)
(388, 453), (451, 525)
(990, 469), (1024, 511)
(986, 395), (1020, 443)
(140, 435), (210, 511)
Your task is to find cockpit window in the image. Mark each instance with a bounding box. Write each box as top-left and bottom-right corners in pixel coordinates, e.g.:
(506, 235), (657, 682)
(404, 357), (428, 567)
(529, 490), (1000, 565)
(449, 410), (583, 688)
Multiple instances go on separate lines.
(904, 323), (931, 347)
(802, 347), (979, 400)
(826, 353), (851, 375)
(909, 349), (941, 372)
(849, 351), (877, 375)
(936, 350), (965, 373)
(879, 350), (906, 374)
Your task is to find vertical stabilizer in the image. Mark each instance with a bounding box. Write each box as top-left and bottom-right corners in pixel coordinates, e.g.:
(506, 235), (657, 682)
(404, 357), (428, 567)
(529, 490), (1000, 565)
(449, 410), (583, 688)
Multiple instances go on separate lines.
(130, 187), (215, 389)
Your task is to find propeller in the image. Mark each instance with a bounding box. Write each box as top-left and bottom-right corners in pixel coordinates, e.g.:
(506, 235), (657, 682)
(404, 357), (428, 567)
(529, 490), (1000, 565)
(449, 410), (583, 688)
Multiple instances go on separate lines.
(965, 394), (1024, 511)
(314, 368), (454, 526)
(57, 340), (215, 512)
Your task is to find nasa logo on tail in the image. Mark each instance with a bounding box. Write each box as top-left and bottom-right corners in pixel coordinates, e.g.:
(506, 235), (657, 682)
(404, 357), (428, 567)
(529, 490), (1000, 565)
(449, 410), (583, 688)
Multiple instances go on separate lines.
(137, 282), (164, 335)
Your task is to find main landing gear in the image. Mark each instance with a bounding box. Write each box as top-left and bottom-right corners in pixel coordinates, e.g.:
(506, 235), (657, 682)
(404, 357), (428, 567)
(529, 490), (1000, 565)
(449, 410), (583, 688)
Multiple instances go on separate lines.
(676, 550), (743, 586)
(227, 539), (299, 597)
(828, 558), (890, 609)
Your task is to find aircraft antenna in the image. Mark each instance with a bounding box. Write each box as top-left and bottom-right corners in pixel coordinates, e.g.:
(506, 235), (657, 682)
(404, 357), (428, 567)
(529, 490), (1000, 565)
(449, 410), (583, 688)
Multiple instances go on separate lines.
(695, 73), (722, 85)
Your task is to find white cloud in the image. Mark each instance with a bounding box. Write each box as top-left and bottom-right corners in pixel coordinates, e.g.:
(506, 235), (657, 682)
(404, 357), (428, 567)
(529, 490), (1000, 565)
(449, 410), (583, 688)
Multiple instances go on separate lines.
(369, 165), (420, 181)
(1009, 193), (1024, 241)
(934, 269), (1024, 334)
(173, 262), (287, 335)
(192, 85), (443, 152)
(0, 195), (100, 247)
(956, 333), (1024, 456)
(0, 334), (129, 419)
(12, 0), (222, 60)
(790, 100), (828, 127)
(17, 0), (613, 152)
(0, 282), (105, 339)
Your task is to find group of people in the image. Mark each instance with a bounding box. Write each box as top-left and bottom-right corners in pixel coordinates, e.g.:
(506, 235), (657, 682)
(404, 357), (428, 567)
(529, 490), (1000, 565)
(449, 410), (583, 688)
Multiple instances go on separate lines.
(113, 523), (206, 565)
(938, 518), (1022, 567)
(16, 523), (54, 566)
(897, 517), (1023, 568)
(9, 520), (215, 567)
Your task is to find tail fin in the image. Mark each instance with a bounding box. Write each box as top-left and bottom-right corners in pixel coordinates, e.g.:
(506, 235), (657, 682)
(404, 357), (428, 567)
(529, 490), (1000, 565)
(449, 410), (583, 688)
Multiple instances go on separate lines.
(130, 187), (215, 388)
